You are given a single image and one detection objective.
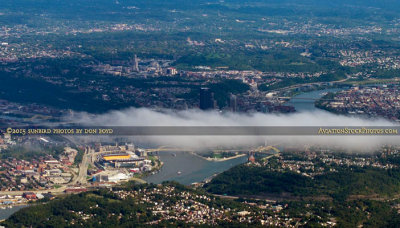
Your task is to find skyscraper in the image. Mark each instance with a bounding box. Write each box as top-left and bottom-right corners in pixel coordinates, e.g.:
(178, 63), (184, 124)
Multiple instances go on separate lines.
(229, 93), (237, 112)
(133, 54), (139, 72)
(200, 87), (215, 110)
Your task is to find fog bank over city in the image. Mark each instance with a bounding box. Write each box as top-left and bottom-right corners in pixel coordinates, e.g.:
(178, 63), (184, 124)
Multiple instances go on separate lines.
(70, 108), (399, 152)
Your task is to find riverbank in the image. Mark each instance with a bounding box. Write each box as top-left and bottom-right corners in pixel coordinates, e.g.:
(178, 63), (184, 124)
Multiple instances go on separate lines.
(189, 151), (247, 162)
(0, 205), (28, 221)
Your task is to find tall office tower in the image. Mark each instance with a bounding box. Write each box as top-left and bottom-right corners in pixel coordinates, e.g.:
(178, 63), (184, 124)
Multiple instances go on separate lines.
(133, 54), (139, 72)
(229, 93), (237, 112)
(200, 87), (215, 110)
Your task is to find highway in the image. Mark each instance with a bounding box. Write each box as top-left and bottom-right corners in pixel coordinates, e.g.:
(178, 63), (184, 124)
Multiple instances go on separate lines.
(268, 75), (351, 93)
(71, 147), (90, 185)
(261, 153), (280, 161)
(0, 186), (67, 196)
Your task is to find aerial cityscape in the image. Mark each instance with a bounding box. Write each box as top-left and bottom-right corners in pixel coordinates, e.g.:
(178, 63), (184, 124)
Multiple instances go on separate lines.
(2, 0), (400, 227)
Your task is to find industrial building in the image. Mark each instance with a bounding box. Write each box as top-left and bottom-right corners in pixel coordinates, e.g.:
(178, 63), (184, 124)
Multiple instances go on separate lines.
(93, 171), (130, 183)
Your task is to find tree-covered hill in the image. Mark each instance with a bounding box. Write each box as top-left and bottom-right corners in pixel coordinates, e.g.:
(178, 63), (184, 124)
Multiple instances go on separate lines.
(204, 164), (400, 201)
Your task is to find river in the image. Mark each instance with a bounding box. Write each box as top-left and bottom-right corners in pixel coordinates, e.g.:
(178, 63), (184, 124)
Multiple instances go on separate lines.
(0, 205), (27, 220)
(145, 151), (248, 185)
(286, 88), (341, 112)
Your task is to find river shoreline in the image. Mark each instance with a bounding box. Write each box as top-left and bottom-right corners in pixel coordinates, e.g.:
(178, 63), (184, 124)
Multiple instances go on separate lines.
(189, 151), (247, 162)
(0, 205), (29, 221)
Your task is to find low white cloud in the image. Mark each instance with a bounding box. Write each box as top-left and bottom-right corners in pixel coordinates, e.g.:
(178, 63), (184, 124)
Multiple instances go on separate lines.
(68, 108), (399, 152)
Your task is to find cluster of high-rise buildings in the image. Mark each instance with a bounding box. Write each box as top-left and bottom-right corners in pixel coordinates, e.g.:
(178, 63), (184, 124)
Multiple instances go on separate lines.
(89, 55), (177, 77)
(199, 87), (237, 112)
